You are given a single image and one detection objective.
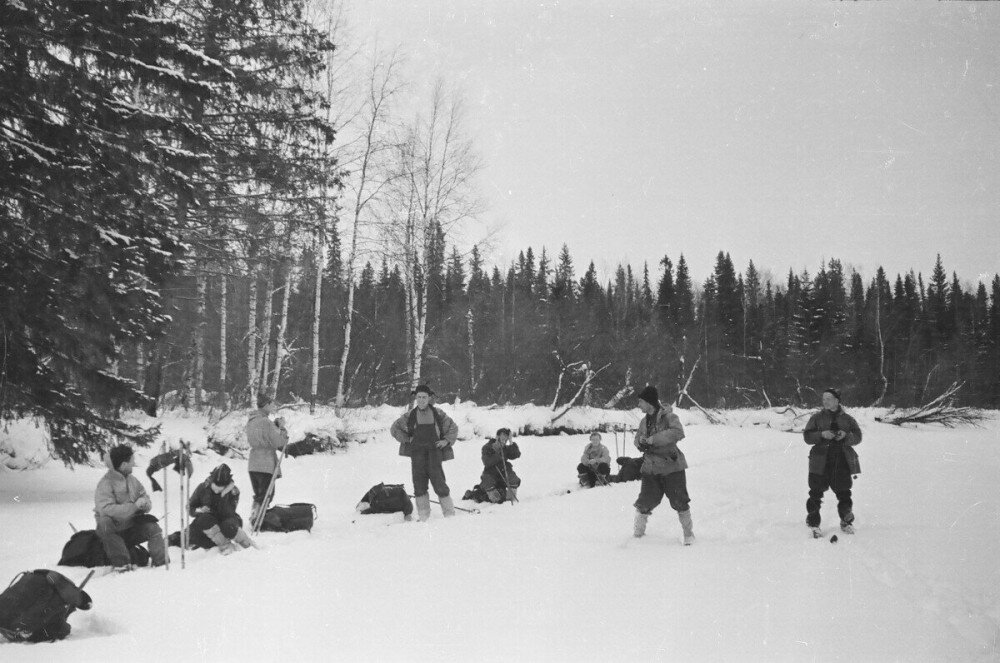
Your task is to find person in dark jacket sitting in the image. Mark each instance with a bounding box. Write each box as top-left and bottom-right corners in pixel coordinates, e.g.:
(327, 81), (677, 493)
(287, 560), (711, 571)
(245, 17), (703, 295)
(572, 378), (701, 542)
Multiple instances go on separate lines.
(802, 388), (863, 536)
(478, 428), (521, 503)
(188, 464), (258, 554)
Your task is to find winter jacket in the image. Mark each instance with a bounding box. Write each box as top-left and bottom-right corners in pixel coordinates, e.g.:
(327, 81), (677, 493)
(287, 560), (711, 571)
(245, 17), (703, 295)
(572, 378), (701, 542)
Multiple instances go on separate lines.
(246, 409), (288, 475)
(482, 439), (521, 469)
(803, 408), (862, 475)
(94, 460), (150, 526)
(634, 404), (687, 476)
(580, 441), (611, 467)
(188, 480), (241, 522)
(390, 405), (459, 461)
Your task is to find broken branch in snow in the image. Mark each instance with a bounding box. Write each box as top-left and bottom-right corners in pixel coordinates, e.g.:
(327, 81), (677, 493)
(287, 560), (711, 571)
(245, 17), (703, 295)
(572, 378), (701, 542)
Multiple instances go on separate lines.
(673, 355), (722, 424)
(876, 381), (985, 427)
(551, 362), (611, 423)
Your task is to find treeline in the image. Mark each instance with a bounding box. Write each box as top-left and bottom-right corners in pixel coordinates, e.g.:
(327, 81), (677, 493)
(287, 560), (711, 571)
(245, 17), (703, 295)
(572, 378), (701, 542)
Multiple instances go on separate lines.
(145, 241), (1000, 412)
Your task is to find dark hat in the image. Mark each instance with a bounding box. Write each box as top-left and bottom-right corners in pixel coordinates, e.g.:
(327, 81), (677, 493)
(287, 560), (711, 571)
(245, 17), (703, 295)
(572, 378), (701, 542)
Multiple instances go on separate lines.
(823, 388), (842, 401)
(496, 427), (512, 437)
(210, 464), (233, 486)
(637, 385), (660, 408)
(109, 445), (134, 471)
(412, 384), (434, 396)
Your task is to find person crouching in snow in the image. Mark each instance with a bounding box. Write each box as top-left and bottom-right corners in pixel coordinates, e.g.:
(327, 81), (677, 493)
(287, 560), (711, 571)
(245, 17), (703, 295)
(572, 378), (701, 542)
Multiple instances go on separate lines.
(390, 385), (459, 521)
(479, 428), (521, 503)
(94, 445), (168, 571)
(802, 388), (863, 537)
(577, 431), (611, 487)
(188, 464), (258, 554)
(632, 386), (694, 545)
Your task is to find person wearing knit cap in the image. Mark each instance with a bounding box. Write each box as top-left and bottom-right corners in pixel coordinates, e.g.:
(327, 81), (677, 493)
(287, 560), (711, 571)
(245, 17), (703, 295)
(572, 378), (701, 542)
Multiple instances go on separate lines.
(389, 385), (460, 520)
(94, 445), (168, 571)
(631, 385), (695, 545)
(186, 463), (258, 554)
(802, 388), (863, 537)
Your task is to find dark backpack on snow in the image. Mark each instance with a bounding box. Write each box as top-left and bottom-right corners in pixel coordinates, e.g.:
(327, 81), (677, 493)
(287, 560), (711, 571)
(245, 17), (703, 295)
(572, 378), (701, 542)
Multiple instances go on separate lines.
(359, 483), (412, 515)
(261, 503), (317, 533)
(58, 530), (149, 568)
(614, 456), (644, 483)
(0, 569), (92, 643)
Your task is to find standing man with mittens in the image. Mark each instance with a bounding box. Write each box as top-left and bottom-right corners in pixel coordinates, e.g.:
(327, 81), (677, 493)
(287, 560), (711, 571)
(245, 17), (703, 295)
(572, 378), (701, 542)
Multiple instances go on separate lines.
(802, 388), (863, 537)
(390, 385), (459, 521)
(245, 393), (289, 525)
(632, 385), (695, 545)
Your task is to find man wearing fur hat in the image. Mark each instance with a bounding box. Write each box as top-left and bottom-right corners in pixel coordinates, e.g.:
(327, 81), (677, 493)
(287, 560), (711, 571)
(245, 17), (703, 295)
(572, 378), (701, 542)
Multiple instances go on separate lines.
(94, 445), (168, 571)
(802, 388), (863, 537)
(390, 385), (459, 520)
(187, 464), (258, 554)
(632, 385), (695, 545)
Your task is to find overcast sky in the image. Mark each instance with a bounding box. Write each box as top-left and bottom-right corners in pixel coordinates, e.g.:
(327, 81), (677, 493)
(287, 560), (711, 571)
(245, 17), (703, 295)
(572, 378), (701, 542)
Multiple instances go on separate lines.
(344, 0), (1000, 288)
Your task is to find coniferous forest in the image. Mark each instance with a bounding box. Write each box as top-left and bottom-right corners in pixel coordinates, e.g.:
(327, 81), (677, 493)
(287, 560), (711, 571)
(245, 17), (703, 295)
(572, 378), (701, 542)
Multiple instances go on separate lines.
(2, 1), (999, 462)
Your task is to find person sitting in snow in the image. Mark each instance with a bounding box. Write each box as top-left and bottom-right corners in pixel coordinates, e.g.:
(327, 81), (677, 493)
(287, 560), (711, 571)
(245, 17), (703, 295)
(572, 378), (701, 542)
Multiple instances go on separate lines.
(356, 483), (414, 521)
(802, 388), (863, 537)
(577, 432), (611, 487)
(478, 428), (521, 503)
(94, 445), (168, 571)
(632, 386), (695, 545)
(390, 385), (459, 521)
(187, 464), (258, 554)
(246, 393), (289, 525)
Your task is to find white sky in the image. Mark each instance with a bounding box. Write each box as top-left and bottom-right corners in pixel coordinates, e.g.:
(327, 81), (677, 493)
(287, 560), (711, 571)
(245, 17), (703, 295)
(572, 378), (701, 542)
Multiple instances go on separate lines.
(343, 0), (1000, 287)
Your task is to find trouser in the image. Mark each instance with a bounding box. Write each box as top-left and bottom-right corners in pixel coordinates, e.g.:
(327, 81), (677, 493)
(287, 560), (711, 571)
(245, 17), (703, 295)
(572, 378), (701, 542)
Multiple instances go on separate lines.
(411, 446), (450, 498)
(633, 471), (690, 514)
(250, 471), (276, 509)
(95, 515), (167, 567)
(806, 454), (854, 527)
(577, 462), (611, 486)
(188, 513), (242, 549)
(481, 465), (520, 491)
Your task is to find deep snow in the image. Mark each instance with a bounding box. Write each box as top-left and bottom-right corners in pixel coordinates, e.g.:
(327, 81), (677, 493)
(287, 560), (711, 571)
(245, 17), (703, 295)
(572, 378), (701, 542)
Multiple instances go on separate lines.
(1, 406), (998, 662)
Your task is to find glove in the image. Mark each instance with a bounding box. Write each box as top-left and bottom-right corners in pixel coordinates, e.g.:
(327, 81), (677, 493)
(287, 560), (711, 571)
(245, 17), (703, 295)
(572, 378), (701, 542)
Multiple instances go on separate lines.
(636, 441), (651, 452)
(435, 439), (449, 449)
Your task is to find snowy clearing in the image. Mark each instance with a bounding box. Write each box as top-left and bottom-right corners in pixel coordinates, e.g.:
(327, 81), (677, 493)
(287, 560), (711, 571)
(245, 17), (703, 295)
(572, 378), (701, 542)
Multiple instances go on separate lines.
(1, 406), (998, 662)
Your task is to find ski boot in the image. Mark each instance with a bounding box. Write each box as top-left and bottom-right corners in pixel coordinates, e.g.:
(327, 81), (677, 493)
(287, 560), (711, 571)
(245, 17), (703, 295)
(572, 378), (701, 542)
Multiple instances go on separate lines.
(840, 522), (855, 535)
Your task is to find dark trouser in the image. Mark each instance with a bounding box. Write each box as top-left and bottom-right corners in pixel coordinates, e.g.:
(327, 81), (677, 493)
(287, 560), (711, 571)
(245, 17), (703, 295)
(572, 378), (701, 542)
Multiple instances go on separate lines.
(411, 445), (449, 498)
(481, 465), (521, 491)
(250, 470), (276, 509)
(577, 462), (611, 487)
(634, 471), (690, 514)
(95, 515), (167, 567)
(188, 513), (242, 549)
(806, 454), (854, 527)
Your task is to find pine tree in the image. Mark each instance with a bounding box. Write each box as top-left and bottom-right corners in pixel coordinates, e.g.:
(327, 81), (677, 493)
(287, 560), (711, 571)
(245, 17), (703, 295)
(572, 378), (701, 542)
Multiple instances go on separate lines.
(657, 256), (675, 331)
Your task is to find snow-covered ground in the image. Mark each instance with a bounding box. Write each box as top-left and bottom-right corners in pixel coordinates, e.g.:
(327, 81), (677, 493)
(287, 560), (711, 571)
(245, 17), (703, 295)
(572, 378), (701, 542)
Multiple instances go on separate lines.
(1, 406), (998, 661)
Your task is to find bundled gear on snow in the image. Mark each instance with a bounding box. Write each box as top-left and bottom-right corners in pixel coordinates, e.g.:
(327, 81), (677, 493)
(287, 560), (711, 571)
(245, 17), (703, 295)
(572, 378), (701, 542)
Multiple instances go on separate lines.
(356, 483), (414, 518)
(613, 456), (644, 483)
(58, 530), (150, 568)
(0, 569), (92, 643)
(145, 448), (194, 492)
(259, 503), (317, 533)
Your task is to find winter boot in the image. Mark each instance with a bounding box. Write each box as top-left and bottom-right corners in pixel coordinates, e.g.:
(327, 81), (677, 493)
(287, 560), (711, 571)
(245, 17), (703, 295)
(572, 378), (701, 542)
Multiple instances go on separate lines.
(578, 473), (591, 488)
(231, 528), (260, 550)
(678, 509), (695, 545)
(416, 494), (432, 522)
(204, 524), (236, 555)
(596, 473), (610, 487)
(486, 487), (503, 503)
(840, 521), (855, 535)
(440, 495), (457, 518)
(811, 526), (824, 539)
(633, 510), (649, 538)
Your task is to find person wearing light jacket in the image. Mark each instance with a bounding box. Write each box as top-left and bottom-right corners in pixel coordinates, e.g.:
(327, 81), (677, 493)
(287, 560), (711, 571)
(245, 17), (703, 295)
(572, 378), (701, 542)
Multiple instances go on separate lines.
(802, 388), (863, 536)
(94, 445), (167, 571)
(245, 393), (289, 524)
(389, 385), (459, 520)
(632, 385), (694, 545)
(577, 432), (611, 487)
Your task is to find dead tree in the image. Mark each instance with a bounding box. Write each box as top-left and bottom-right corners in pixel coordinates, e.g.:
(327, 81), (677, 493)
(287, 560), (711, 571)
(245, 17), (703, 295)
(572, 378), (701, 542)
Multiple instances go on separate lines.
(674, 355), (722, 424)
(551, 363), (611, 423)
(876, 381), (984, 427)
(603, 367), (633, 408)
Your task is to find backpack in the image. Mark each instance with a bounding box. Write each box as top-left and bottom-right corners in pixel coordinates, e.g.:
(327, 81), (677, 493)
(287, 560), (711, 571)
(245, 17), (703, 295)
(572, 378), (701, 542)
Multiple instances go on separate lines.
(614, 456), (644, 483)
(0, 570), (92, 643)
(260, 503), (317, 533)
(57, 530), (150, 568)
(359, 484), (412, 515)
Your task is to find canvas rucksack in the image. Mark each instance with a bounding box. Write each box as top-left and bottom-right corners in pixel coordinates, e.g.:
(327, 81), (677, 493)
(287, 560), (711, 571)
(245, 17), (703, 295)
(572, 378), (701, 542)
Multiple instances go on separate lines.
(0, 570), (92, 643)
(260, 503), (317, 533)
(359, 483), (411, 515)
(58, 530), (150, 568)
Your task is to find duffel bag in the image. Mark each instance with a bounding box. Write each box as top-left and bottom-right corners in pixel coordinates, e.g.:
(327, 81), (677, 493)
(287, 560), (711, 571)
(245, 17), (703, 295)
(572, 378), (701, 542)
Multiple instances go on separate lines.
(261, 503), (316, 533)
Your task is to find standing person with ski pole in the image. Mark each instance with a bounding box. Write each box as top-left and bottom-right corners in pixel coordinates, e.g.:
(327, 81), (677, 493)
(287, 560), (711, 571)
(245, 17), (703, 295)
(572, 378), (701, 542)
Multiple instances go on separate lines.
(390, 385), (459, 521)
(802, 388), (863, 538)
(632, 385), (695, 545)
(479, 428), (521, 503)
(246, 394), (289, 527)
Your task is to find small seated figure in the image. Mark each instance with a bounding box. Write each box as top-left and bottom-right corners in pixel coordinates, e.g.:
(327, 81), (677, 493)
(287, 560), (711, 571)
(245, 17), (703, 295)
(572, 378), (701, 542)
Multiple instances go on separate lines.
(188, 464), (257, 554)
(577, 432), (611, 487)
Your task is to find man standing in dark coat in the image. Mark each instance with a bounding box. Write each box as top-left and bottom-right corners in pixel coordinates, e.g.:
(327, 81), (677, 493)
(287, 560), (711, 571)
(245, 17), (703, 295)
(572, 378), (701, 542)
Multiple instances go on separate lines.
(802, 388), (863, 536)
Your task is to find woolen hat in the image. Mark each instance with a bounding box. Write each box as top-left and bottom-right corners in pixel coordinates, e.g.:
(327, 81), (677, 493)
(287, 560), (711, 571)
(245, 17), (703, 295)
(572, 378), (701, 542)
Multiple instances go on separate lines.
(109, 445), (134, 471)
(637, 385), (660, 408)
(412, 384), (434, 396)
(823, 388), (842, 401)
(210, 464), (233, 486)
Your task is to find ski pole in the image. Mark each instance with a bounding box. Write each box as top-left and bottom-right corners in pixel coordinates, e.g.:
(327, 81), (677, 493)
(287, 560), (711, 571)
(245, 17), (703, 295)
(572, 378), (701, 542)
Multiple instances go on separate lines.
(497, 444), (517, 504)
(407, 494), (479, 514)
(161, 441), (169, 571)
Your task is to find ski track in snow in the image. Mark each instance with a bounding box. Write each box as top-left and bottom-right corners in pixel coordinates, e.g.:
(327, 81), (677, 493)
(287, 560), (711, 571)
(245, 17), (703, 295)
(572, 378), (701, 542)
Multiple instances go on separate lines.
(1, 407), (999, 662)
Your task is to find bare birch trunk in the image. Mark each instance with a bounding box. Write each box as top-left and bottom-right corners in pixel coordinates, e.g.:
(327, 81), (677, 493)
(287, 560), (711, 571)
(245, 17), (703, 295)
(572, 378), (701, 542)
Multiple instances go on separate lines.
(269, 260), (294, 400)
(136, 341), (146, 392)
(257, 264), (274, 397)
(246, 267), (259, 407)
(194, 268), (207, 409)
(466, 308), (476, 392)
(872, 284), (888, 406)
(311, 231), (325, 413)
(218, 271), (228, 409)
(411, 267), (429, 387)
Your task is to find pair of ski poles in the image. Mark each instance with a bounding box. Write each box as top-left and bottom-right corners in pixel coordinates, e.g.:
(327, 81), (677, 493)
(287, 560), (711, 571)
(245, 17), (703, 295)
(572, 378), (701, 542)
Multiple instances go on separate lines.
(162, 441), (192, 570)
